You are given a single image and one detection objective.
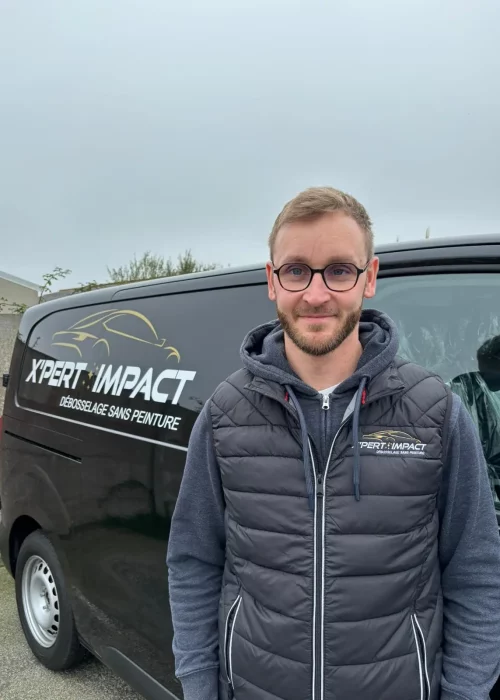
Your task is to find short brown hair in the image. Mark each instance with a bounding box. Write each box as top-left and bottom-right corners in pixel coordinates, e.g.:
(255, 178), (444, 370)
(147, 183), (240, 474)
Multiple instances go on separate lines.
(269, 186), (374, 261)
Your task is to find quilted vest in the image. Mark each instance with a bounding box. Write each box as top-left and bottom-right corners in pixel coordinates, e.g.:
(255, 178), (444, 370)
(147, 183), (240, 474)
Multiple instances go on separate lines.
(210, 358), (451, 700)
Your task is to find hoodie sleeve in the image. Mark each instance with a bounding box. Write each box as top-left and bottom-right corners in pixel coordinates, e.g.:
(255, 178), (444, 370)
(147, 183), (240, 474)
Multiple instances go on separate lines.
(438, 392), (500, 700)
(166, 400), (226, 700)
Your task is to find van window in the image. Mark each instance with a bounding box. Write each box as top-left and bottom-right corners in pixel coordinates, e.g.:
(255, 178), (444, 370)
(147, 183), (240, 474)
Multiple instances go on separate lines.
(18, 284), (274, 448)
(373, 272), (500, 510)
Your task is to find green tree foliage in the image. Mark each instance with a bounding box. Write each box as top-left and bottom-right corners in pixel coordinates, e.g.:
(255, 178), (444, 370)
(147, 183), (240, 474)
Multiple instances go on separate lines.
(72, 280), (102, 294)
(39, 267), (72, 302)
(0, 297), (29, 314)
(106, 250), (219, 283)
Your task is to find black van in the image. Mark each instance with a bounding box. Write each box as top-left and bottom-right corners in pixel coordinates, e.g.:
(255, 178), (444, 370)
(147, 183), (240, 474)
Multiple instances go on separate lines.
(1, 234), (500, 699)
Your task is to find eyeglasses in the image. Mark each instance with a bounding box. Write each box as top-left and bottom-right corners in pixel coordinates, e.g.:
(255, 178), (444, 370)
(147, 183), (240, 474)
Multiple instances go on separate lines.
(273, 261), (369, 292)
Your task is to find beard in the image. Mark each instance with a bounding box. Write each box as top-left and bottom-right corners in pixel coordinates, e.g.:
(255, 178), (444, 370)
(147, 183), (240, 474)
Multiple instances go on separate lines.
(277, 304), (362, 357)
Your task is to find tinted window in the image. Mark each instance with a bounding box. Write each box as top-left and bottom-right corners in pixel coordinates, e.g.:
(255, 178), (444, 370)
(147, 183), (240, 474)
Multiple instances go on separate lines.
(18, 284), (275, 448)
(373, 272), (500, 511)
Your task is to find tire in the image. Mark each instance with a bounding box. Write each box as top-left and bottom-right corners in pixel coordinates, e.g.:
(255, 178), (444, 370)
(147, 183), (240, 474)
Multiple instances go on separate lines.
(15, 530), (86, 671)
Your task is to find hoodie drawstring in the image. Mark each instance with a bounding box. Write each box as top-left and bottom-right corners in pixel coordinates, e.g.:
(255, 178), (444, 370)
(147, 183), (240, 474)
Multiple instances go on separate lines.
(352, 376), (369, 502)
(287, 377), (369, 507)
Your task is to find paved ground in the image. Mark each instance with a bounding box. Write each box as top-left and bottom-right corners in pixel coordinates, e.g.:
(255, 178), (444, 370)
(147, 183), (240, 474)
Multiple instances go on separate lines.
(0, 563), (143, 700)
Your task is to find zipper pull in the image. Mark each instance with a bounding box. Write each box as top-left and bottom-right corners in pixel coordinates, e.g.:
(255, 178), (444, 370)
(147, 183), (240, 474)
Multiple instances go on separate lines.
(317, 474), (324, 497)
(322, 393), (330, 410)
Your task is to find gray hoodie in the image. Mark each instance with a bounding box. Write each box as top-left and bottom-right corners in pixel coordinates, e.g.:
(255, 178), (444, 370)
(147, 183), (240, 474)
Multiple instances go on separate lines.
(166, 310), (500, 700)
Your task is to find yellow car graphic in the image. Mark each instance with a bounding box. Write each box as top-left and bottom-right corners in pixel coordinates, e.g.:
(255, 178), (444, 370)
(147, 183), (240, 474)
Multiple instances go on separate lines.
(362, 430), (422, 445)
(51, 309), (181, 361)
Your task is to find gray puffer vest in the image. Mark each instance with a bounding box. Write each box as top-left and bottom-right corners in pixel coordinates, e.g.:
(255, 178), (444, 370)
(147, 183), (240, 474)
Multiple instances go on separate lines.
(210, 358), (451, 700)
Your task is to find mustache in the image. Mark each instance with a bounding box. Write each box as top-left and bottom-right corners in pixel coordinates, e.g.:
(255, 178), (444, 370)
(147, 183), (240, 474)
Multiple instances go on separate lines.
(294, 308), (339, 317)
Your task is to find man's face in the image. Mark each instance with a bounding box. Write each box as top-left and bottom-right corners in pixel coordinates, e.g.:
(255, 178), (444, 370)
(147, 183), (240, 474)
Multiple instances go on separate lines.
(478, 359), (500, 392)
(266, 212), (379, 356)
(482, 372), (500, 392)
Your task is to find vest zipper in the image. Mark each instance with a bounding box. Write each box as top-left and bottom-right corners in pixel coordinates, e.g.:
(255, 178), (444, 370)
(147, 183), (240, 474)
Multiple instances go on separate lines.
(412, 613), (430, 700)
(224, 595), (242, 691)
(308, 439), (321, 700)
(313, 392), (328, 699)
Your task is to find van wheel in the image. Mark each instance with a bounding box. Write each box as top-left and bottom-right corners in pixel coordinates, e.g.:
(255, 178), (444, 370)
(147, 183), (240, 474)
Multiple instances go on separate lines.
(15, 530), (86, 670)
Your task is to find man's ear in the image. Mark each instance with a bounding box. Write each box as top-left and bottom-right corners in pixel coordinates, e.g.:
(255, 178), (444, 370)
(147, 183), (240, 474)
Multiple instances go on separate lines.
(363, 257), (379, 300)
(266, 261), (277, 301)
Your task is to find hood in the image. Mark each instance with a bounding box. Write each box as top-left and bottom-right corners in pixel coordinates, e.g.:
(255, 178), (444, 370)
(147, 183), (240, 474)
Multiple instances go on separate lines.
(240, 308), (400, 505)
(240, 308), (400, 395)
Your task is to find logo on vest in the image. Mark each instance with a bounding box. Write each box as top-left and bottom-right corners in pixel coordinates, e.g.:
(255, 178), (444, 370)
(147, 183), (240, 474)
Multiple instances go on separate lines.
(358, 430), (427, 457)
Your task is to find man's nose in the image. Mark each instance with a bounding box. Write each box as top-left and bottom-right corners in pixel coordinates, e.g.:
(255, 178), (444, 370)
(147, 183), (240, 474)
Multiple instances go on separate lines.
(302, 271), (332, 306)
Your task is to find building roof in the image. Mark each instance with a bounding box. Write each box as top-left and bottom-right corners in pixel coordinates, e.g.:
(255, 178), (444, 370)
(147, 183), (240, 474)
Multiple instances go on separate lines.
(0, 270), (41, 292)
(42, 288), (74, 302)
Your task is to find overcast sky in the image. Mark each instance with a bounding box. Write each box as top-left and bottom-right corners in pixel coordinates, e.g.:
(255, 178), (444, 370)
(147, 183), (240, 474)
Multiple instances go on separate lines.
(1, 0), (499, 290)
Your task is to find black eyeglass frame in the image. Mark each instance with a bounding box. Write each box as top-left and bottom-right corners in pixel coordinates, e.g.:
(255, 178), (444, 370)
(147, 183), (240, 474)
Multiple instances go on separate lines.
(273, 261), (370, 292)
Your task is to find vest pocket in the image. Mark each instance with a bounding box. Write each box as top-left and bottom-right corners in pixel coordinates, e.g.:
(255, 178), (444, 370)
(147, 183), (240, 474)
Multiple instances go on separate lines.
(411, 613), (431, 700)
(224, 594), (242, 687)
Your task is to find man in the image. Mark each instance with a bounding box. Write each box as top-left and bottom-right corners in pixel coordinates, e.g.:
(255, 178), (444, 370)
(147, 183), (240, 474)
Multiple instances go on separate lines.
(167, 187), (500, 700)
(449, 335), (500, 511)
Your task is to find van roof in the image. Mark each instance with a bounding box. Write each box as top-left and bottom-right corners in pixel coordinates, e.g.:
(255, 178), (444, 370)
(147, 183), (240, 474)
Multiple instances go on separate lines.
(19, 232), (500, 331)
(374, 232), (500, 254)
